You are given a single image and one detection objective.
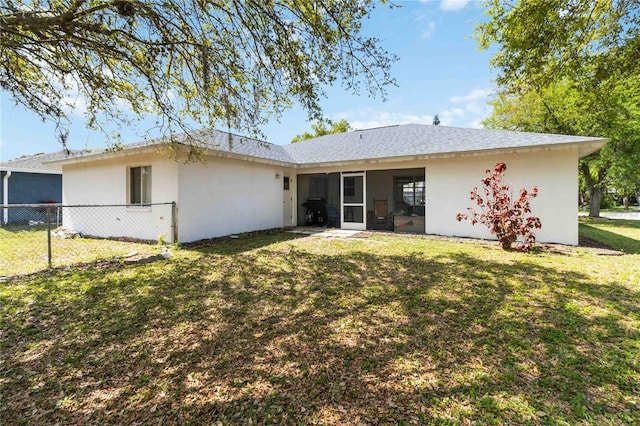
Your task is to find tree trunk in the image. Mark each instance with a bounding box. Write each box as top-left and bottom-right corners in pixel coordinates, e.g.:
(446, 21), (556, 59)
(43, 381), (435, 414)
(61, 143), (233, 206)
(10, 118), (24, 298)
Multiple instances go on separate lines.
(623, 196), (629, 211)
(580, 161), (605, 218)
(589, 186), (603, 217)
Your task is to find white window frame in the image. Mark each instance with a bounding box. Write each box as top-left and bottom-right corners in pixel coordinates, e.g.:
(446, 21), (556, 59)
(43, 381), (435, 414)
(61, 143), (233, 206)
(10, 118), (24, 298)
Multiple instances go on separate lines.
(128, 165), (152, 206)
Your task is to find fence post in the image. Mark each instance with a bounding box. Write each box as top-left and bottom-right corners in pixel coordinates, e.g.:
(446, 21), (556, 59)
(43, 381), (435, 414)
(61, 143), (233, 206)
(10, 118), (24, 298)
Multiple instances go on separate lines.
(171, 201), (178, 244)
(46, 206), (52, 268)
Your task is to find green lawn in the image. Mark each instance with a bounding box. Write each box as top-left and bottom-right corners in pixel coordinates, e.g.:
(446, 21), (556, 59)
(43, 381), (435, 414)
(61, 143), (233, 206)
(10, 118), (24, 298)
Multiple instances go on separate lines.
(0, 226), (161, 276)
(579, 218), (640, 254)
(1, 227), (638, 424)
(597, 206), (640, 213)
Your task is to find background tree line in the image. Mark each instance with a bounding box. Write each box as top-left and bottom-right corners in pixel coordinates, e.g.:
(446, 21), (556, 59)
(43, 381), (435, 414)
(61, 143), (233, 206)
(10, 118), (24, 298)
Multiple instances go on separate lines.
(477, 0), (640, 217)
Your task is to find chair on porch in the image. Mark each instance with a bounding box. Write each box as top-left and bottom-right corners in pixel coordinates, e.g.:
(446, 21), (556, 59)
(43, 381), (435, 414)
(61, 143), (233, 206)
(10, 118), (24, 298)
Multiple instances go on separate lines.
(373, 199), (393, 230)
(326, 204), (340, 227)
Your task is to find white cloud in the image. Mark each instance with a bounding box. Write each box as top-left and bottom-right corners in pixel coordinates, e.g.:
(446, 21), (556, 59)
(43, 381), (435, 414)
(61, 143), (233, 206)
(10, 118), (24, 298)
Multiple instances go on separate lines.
(338, 105), (472, 130)
(438, 108), (465, 126)
(336, 86), (493, 131)
(45, 75), (88, 117)
(422, 21), (436, 38)
(165, 89), (176, 101)
(413, 9), (429, 22)
(61, 92), (88, 116)
(58, 75), (139, 117)
(412, 9), (436, 38)
(468, 118), (484, 129)
(450, 88), (492, 103)
(346, 108), (485, 130)
(447, 87), (493, 124)
(439, 0), (471, 11)
(38, 85), (86, 118)
(464, 102), (484, 115)
(339, 110), (434, 130)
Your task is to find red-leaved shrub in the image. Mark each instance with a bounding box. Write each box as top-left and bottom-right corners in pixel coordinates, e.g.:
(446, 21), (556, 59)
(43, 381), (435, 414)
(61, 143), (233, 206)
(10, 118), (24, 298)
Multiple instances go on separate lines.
(456, 162), (542, 251)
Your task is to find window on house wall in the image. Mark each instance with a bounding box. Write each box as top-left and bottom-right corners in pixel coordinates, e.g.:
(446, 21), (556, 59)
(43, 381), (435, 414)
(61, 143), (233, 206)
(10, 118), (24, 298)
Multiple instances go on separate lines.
(393, 176), (425, 216)
(284, 176), (290, 190)
(130, 166), (152, 204)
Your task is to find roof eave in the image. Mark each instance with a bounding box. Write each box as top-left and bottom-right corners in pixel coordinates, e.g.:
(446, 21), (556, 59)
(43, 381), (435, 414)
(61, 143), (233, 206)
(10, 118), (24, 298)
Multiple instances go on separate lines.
(48, 143), (297, 168)
(46, 135), (608, 170)
(577, 139), (608, 158)
(202, 150), (295, 168)
(45, 145), (159, 167)
(294, 138), (609, 169)
(1, 166), (62, 174)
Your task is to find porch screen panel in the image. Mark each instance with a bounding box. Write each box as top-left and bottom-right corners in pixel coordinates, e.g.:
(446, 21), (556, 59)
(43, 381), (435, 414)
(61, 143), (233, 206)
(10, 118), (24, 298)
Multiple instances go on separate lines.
(343, 176), (363, 203)
(394, 176), (425, 216)
(343, 206), (364, 223)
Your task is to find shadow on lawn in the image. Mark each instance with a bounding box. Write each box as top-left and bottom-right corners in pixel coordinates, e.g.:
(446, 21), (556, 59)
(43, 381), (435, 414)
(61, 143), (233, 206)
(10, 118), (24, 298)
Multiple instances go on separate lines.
(579, 223), (640, 254)
(1, 237), (638, 424)
(183, 230), (304, 255)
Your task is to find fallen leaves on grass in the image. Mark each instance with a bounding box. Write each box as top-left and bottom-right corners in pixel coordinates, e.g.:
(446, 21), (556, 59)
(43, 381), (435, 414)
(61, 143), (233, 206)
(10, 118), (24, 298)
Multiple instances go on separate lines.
(1, 232), (639, 424)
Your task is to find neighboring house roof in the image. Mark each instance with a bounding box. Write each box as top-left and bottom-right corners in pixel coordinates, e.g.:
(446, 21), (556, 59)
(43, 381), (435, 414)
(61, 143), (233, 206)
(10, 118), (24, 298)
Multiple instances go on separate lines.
(46, 124), (607, 168)
(1, 150), (84, 174)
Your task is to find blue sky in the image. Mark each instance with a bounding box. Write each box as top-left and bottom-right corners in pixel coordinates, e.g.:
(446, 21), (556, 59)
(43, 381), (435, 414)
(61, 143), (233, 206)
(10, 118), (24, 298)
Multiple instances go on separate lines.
(0, 0), (496, 161)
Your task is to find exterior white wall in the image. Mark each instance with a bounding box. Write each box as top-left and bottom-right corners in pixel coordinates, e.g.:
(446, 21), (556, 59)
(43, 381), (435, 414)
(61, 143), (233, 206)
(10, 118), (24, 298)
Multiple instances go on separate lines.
(60, 146), (581, 245)
(62, 154), (178, 241)
(298, 148), (580, 244)
(426, 150), (579, 245)
(177, 157), (293, 242)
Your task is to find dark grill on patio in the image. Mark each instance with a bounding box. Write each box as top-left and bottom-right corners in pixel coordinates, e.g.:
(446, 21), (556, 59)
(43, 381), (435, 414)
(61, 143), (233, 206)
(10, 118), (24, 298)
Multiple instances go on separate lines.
(303, 197), (327, 226)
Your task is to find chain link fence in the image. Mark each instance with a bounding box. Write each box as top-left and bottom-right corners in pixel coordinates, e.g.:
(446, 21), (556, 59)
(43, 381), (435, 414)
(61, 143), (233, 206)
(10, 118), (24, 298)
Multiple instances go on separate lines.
(0, 202), (175, 276)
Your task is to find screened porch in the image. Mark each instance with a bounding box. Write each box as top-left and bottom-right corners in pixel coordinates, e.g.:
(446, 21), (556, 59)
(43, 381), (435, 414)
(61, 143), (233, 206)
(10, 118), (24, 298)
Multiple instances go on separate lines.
(296, 168), (426, 233)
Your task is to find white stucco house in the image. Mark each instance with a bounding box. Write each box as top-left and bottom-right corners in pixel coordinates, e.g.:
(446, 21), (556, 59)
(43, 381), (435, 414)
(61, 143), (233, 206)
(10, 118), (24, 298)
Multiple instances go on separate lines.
(49, 124), (606, 245)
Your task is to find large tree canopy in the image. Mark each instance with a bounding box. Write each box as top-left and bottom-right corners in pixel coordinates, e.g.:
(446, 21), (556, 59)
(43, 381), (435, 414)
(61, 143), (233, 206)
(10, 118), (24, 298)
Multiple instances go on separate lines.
(0, 0), (397, 151)
(483, 78), (640, 215)
(477, 0), (640, 91)
(477, 0), (640, 217)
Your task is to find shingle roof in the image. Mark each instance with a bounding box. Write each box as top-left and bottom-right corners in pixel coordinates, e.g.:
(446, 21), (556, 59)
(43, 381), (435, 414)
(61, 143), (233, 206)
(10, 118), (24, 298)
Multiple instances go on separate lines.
(281, 124), (606, 164)
(47, 124), (607, 167)
(1, 150), (84, 172)
(179, 129), (294, 163)
(52, 129), (296, 165)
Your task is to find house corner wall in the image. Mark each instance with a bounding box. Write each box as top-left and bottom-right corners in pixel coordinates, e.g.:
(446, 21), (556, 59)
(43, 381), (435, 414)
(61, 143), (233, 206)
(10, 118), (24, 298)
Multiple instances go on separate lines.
(426, 150), (579, 245)
(177, 157), (293, 242)
(62, 154), (179, 241)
